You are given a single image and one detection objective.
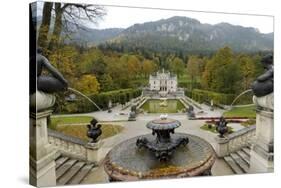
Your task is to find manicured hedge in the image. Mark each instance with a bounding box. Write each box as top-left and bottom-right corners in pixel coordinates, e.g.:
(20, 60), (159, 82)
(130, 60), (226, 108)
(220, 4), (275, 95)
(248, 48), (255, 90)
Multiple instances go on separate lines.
(58, 88), (142, 114)
(184, 89), (192, 98)
(178, 80), (201, 89)
(191, 89), (235, 105)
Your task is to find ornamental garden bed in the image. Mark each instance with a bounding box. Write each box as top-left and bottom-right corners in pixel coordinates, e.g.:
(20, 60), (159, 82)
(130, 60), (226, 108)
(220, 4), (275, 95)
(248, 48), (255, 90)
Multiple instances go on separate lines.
(50, 116), (124, 141)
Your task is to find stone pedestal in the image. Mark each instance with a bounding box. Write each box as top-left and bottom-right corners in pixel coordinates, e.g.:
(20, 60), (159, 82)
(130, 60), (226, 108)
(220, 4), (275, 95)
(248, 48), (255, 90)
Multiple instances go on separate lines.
(86, 140), (103, 163)
(30, 91), (56, 112)
(30, 110), (57, 187)
(249, 94), (274, 173)
(128, 111), (136, 121)
(214, 136), (229, 157)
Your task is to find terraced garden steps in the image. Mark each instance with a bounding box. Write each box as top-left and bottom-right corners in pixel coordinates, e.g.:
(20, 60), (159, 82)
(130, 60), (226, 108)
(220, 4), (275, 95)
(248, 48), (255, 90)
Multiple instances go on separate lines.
(223, 145), (251, 174)
(55, 155), (97, 185)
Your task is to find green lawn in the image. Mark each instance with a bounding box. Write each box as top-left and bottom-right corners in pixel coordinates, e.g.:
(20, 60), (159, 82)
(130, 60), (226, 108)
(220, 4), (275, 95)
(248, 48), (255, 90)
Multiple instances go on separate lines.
(50, 116), (123, 141)
(223, 106), (256, 118)
(50, 116), (93, 129)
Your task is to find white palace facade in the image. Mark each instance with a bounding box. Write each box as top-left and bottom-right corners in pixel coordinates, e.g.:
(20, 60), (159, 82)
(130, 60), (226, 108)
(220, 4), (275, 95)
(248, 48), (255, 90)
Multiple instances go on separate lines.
(149, 69), (177, 93)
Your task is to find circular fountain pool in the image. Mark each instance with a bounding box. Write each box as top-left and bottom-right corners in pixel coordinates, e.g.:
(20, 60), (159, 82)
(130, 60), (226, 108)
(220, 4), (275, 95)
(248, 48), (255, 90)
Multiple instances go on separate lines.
(104, 133), (215, 181)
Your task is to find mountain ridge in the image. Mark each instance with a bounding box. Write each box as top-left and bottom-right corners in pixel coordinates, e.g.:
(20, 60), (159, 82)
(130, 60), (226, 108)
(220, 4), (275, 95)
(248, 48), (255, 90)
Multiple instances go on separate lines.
(65, 16), (273, 53)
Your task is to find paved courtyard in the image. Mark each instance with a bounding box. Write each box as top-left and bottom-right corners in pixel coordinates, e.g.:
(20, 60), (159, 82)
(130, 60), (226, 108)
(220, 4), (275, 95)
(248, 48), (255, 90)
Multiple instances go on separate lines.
(53, 100), (245, 184)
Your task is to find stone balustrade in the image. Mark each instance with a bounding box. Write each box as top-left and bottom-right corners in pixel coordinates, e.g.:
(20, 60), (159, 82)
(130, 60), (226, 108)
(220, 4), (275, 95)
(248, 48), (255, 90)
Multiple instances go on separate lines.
(184, 96), (202, 110)
(48, 129), (88, 161)
(215, 125), (256, 157)
(136, 97), (148, 109)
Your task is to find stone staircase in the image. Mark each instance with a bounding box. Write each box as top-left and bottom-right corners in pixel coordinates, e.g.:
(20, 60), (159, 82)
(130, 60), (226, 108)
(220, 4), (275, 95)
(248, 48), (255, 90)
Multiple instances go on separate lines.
(55, 154), (97, 185)
(223, 145), (251, 174)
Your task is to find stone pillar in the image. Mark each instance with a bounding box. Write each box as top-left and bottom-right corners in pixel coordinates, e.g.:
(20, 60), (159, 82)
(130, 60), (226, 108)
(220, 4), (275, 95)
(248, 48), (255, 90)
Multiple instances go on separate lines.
(214, 136), (229, 157)
(249, 94), (274, 173)
(30, 91), (57, 187)
(86, 140), (103, 163)
(30, 110), (57, 187)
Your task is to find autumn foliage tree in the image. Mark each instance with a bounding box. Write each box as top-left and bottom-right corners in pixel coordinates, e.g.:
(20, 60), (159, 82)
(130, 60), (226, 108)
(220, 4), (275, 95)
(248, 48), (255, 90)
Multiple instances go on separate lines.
(186, 56), (202, 90)
(237, 55), (256, 90)
(201, 46), (241, 93)
(142, 60), (157, 78)
(169, 57), (185, 77)
(76, 74), (100, 95)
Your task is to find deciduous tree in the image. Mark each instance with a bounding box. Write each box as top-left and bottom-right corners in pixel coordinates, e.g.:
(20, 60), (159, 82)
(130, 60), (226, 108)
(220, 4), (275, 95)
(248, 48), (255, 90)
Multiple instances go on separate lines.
(169, 57), (185, 77)
(76, 74), (100, 95)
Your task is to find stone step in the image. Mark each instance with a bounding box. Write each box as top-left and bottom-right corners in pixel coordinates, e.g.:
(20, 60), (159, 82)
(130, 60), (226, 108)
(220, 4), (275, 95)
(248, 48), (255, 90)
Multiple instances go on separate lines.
(224, 156), (244, 174)
(236, 150), (250, 165)
(54, 152), (62, 160)
(56, 159), (78, 180)
(242, 147), (251, 156)
(67, 164), (95, 185)
(230, 153), (249, 173)
(55, 156), (69, 169)
(246, 140), (253, 147)
(57, 161), (85, 185)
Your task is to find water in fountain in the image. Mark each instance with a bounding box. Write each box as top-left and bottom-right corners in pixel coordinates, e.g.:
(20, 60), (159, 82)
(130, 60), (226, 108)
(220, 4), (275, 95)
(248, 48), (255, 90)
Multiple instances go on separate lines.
(68, 87), (102, 111)
(230, 89), (253, 107)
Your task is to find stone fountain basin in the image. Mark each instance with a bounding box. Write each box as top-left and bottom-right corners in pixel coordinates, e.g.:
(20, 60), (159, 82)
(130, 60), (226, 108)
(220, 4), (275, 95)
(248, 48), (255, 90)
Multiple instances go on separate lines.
(104, 133), (216, 181)
(146, 118), (181, 130)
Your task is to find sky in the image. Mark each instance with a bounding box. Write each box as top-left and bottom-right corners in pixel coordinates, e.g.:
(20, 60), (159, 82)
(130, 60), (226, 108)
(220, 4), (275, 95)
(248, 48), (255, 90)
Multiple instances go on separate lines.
(89, 5), (274, 34)
(35, 2), (274, 34)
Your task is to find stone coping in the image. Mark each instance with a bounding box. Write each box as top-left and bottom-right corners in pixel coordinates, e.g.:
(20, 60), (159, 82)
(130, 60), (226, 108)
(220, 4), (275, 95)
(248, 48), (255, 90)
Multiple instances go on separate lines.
(30, 110), (53, 119)
(48, 129), (87, 146)
(227, 125), (256, 140)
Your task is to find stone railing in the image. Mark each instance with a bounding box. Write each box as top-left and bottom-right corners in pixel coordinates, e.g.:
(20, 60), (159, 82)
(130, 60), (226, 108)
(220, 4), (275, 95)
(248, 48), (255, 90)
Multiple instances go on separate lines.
(136, 97), (148, 109)
(178, 97), (190, 109)
(48, 129), (104, 163)
(215, 125), (256, 157)
(48, 129), (88, 160)
(184, 96), (202, 110)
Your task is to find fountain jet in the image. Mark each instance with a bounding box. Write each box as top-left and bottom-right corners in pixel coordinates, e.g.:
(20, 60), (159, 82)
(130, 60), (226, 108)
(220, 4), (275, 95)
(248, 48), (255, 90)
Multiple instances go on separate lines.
(68, 87), (102, 111)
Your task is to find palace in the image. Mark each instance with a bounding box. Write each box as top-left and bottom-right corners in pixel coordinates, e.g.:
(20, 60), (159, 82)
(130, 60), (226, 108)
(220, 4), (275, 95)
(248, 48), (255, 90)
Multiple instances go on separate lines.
(149, 69), (177, 93)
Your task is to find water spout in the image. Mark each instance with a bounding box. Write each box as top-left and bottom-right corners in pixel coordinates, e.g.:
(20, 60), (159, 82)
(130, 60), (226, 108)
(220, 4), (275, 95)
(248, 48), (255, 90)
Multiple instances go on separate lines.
(68, 87), (102, 111)
(230, 89), (253, 107)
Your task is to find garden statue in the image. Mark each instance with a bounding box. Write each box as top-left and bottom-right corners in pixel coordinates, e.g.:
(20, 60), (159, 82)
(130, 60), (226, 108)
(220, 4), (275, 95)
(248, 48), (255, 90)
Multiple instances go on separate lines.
(36, 48), (68, 93)
(108, 100), (112, 113)
(30, 48), (68, 112)
(216, 116), (228, 138)
(128, 104), (137, 121)
(87, 118), (102, 143)
(252, 54), (273, 97)
(159, 98), (168, 107)
(187, 105), (195, 119)
(210, 99), (214, 111)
